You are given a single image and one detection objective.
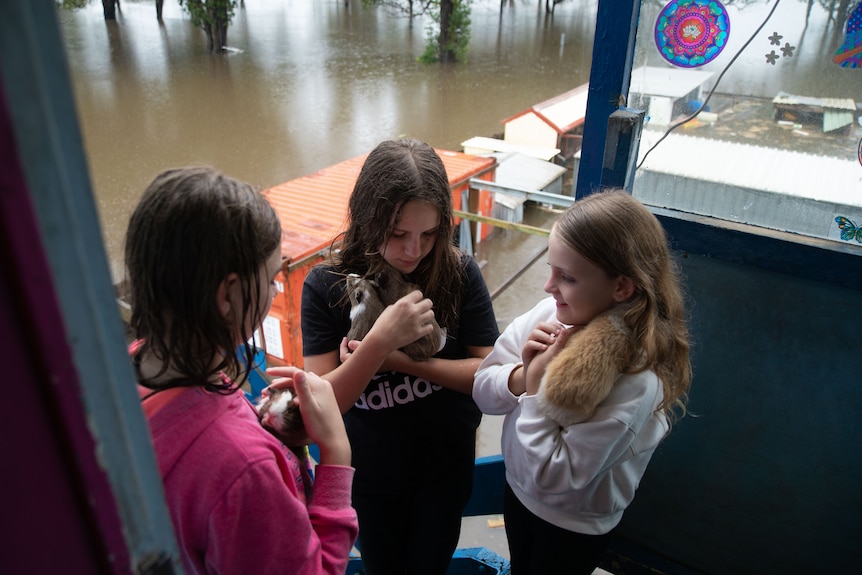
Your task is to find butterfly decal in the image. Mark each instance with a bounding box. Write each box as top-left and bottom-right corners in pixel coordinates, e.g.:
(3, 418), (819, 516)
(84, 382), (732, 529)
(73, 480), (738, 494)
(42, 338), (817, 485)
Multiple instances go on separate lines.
(835, 216), (862, 243)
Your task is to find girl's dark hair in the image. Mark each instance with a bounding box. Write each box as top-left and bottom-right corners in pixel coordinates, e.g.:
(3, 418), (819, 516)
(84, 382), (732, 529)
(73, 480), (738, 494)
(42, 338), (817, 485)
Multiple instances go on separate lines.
(331, 139), (463, 329)
(554, 190), (692, 422)
(125, 166), (282, 393)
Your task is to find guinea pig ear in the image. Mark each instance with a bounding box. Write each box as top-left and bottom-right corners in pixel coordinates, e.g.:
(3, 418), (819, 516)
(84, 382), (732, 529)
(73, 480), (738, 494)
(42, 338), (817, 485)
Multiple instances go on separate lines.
(374, 270), (388, 289)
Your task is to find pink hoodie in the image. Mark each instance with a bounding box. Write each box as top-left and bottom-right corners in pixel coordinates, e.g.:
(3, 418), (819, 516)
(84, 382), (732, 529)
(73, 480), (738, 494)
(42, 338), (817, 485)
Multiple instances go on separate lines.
(144, 385), (357, 575)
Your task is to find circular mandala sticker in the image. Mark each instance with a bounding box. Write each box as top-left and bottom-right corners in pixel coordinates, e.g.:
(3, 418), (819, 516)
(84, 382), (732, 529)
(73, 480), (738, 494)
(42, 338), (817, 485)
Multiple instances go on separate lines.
(655, 0), (730, 67)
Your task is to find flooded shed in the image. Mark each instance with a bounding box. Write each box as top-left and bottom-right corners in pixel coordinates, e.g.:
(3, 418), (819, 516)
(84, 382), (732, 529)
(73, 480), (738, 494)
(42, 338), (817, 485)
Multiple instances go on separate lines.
(501, 83), (589, 164)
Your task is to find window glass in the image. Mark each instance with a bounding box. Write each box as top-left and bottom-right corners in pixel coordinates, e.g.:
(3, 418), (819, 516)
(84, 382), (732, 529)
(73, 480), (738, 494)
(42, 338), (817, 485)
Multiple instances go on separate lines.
(629, 0), (862, 247)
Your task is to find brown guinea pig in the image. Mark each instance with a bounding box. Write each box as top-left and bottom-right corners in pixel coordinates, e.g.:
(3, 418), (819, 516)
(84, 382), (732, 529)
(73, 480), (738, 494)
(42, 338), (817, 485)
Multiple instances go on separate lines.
(345, 268), (445, 361)
(255, 388), (309, 447)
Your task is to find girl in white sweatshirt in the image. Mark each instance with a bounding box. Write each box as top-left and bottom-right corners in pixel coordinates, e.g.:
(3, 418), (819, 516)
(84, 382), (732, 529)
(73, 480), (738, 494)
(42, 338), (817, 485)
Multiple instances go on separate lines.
(473, 190), (691, 575)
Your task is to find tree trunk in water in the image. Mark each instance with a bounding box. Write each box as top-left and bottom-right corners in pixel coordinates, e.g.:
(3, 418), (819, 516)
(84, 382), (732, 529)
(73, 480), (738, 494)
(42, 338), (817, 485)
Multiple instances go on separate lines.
(214, 20), (228, 51)
(156, 0), (164, 22)
(439, 0), (455, 63)
(102, 0), (117, 20)
(207, 3), (230, 52)
(183, 0), (233, 53)
(545, 0), (564, 14)
(202, 22), (215, 52)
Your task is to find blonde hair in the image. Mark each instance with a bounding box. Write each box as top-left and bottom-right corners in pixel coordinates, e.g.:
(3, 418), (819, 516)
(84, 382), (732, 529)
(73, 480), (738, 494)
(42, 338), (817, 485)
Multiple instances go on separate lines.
(554, 190), (691, 421)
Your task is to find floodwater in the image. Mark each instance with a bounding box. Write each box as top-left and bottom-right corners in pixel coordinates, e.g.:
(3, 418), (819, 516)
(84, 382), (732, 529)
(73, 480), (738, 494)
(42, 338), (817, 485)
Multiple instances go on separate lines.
(58, 0), (597, 279)
(57, 0), (857, 280)
(56, 0), (859, 561)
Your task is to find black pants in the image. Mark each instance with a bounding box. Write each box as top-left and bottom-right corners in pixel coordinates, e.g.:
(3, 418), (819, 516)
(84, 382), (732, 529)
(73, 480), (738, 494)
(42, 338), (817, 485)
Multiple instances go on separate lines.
(351, 434), (476, 575)
(504, 483), (611, 575)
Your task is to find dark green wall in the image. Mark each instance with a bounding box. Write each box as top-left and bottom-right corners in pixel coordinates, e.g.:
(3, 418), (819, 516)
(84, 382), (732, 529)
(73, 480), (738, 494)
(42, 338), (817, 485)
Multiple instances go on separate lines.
(618, 251), (861, 573)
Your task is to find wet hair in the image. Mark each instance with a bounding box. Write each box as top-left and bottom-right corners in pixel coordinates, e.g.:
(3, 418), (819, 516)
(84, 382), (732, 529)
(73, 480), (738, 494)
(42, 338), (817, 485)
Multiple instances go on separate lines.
(330, 138), (462, 329)
(125, 166), (282, 393)
(553, 189), (691, 421)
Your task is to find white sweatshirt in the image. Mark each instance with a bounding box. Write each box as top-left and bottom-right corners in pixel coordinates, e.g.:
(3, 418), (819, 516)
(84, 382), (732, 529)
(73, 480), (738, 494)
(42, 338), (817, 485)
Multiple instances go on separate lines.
(473, 297), (668, 535)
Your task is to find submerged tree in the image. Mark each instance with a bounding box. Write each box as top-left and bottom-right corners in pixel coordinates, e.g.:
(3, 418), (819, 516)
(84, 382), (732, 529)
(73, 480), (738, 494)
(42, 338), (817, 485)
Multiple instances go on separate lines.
(179, 0), (237, 53)
(366, 0), (472, 63)
(545, 0), (565, 14)
(420, 0), (471, 63)
(101, 0), (119, 19)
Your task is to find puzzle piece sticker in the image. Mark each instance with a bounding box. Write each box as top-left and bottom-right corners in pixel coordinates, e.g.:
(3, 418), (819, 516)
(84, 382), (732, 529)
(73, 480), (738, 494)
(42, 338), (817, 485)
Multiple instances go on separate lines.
(834, 2), (862, 68)
(655, 0), (730, 67)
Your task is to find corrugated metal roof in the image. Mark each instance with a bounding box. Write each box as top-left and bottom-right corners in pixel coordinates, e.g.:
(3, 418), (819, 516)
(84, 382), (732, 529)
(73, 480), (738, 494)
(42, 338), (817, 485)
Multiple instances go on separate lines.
(772, 92), (856, 112)
(262, 150), (496, 263)
(461, 136), (560, 161)
(489, 152), (566, 192)
(637, 133), (861, 203)
(629, 66), (715, 99)
(772, 91), (857, 132)
(631, 133), (862, 241)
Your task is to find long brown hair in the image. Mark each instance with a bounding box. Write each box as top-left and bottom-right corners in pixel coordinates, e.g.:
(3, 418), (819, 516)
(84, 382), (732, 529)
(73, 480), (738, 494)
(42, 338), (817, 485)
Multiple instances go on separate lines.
(329, 138), (463, 329)
(125, 166), (282, 393)
(554, 190), (691, 421)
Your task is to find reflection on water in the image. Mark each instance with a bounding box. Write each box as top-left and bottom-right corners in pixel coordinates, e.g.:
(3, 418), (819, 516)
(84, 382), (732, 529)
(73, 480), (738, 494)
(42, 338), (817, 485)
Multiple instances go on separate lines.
(58, 0), (858, 276)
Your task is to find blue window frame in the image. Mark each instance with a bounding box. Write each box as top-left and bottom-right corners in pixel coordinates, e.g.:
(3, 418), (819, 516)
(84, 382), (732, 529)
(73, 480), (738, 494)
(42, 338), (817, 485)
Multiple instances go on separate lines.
(576, 0), (861, 290)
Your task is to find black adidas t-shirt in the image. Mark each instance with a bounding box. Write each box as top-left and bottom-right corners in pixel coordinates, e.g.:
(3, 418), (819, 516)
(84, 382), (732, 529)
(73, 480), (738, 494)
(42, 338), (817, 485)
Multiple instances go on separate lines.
(301, 254), (499, 487)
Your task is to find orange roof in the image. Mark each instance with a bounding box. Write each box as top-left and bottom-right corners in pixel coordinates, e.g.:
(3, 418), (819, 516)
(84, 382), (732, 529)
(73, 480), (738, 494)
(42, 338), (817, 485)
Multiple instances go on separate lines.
(262, 149), (496, 264)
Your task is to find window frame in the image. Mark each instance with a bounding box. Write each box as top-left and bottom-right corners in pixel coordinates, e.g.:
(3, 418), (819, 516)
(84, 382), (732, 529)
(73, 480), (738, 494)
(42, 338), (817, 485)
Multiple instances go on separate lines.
(575, 0), (862, 291)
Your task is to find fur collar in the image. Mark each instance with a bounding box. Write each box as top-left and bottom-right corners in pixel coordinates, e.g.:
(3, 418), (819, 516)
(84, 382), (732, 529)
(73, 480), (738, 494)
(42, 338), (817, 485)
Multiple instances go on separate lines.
(536, 305), (635, 426)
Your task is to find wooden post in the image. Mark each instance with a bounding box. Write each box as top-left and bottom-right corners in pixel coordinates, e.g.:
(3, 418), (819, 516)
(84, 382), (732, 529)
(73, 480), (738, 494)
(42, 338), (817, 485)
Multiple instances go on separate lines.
(602, 107), (645, 192)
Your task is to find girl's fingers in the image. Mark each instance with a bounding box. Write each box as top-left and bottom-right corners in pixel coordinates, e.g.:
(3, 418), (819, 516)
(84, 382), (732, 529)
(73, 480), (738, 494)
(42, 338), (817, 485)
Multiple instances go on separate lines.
(290, 371), (312, 406)
(263, 367), (304, 395)
(528, 330), (553, 346)
(262, 376), (294, 395)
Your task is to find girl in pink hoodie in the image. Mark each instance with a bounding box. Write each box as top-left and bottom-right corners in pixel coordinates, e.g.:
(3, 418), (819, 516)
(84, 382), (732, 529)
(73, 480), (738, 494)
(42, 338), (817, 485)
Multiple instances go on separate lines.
(125, 166), (358, 575)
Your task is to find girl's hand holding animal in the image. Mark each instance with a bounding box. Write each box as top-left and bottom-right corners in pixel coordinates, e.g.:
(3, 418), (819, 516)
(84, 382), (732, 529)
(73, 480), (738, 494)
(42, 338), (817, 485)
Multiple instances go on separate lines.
(521, 322), (574, 395)
(266, 366), (351, 467)
(358, 289), (437, 357)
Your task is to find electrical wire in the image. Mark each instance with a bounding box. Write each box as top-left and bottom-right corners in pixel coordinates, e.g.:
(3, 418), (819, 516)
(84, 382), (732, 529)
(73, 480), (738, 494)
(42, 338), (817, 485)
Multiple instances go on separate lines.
(636, 0), (783, 169)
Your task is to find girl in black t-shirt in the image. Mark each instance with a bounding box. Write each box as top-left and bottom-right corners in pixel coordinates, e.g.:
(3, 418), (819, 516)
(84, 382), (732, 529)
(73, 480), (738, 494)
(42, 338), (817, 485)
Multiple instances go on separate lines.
(273, 138), (499, 575)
